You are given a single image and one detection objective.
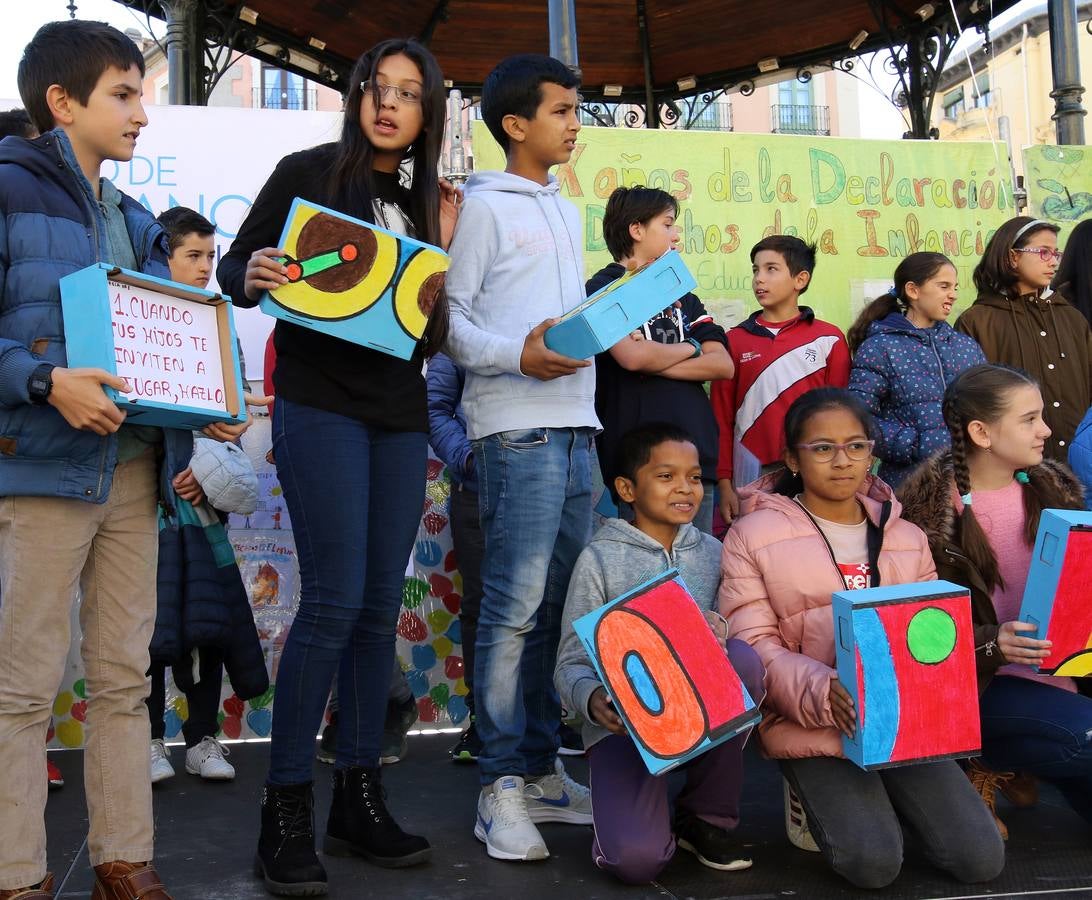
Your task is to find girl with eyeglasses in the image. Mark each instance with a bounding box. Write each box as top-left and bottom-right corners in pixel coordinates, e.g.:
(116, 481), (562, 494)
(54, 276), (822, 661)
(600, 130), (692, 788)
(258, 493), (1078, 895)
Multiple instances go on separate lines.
(954, 216), (1091, 460)
(847, 252), (986, 487)
(720, 387), (1004, 890)
(900, 364), (1092, 841)
(218, 39), (458, 896)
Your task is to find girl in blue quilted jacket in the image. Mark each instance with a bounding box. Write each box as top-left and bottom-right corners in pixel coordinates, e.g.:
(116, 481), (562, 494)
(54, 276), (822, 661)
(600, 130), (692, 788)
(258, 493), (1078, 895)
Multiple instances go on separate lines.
(847, 252), (986, 486)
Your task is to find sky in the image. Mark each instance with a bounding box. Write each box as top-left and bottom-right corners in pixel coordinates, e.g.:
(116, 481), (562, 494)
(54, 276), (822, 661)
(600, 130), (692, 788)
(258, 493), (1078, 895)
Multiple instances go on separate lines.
(1, 0), (1044, 139)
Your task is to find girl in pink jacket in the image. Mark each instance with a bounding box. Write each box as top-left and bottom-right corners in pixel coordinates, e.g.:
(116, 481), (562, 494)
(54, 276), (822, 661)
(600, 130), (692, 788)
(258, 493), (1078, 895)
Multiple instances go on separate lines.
(720, 388), (1004, 890)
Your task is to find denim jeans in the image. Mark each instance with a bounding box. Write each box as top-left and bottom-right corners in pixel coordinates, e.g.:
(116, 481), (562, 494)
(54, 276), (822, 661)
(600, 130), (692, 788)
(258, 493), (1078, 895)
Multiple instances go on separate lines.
(473, 427), (594, 785)
(780, 756), (1004, 890)
(980, 674), (1092, 824)
(268, 398), (426, 784)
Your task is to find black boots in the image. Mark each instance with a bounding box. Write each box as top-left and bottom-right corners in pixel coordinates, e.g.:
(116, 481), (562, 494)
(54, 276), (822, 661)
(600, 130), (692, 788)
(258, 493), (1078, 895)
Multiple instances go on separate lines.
(254, 783), (328, 896)
(323, 766), (431, 867)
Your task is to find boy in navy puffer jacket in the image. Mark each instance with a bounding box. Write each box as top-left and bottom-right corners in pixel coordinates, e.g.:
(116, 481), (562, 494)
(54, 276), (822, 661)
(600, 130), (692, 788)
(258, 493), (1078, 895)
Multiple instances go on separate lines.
(0, 22), (241, 897)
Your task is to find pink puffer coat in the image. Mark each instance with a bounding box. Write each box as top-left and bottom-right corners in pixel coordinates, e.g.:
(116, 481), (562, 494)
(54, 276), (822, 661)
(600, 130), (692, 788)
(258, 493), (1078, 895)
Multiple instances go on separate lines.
(719, 474), (936, 760)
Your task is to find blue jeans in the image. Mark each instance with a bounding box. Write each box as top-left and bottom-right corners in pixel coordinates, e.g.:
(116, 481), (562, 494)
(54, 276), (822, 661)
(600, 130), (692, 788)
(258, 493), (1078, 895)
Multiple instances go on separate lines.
(980, 675), (1092, 824)
(473, 427), (594, 785)
(267, 398), (426, 784)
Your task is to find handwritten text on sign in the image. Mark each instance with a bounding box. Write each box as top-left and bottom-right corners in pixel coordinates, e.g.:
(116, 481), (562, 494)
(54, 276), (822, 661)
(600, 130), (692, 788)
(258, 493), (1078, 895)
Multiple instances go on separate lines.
(109, 279), (227, 411)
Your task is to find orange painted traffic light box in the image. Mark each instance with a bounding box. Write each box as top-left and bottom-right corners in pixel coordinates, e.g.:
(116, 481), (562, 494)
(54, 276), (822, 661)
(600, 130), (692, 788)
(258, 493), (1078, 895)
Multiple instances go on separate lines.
(573, 569), (760, 775)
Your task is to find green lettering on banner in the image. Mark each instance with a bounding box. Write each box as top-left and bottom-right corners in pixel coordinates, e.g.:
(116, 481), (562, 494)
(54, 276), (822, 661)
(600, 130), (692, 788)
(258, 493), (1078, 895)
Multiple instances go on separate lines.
(473, 122), (1012, 331)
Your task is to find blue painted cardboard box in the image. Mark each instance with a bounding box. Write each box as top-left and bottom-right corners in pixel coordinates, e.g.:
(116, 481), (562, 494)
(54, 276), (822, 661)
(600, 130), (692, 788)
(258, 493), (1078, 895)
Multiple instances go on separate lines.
(261, 197), (448, 361)
(544, 250), (697, 360)
(833, 580), (980, 770)
(573, 568), (760, 776)
(60, 264), (246, 430)
(1018, 509), (1092, 676)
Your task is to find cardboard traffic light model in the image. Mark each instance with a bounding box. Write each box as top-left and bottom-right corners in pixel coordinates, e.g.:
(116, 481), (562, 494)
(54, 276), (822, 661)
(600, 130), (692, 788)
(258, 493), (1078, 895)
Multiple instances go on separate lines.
(1019, 509), (1092, 677)
(833, 580), (980, 770)
(573, 569), (760, 775)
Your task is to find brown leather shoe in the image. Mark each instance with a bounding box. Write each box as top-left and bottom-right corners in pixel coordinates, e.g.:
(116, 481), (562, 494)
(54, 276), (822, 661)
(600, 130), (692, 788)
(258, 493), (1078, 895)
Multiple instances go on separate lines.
(966, 758), (1011, 841)
(0, 873), (54, 898)
(1000, 771), (1039, 808)
(91, 861), (171, 900)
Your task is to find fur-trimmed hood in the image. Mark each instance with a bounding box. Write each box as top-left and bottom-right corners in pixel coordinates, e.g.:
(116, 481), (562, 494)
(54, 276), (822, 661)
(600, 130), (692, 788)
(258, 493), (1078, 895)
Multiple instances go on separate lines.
(898, 451), (1085, 556)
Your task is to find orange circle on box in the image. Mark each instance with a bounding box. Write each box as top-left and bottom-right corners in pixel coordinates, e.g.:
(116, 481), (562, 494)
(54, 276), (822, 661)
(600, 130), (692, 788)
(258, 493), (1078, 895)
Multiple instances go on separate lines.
(595, 609), (706, 759)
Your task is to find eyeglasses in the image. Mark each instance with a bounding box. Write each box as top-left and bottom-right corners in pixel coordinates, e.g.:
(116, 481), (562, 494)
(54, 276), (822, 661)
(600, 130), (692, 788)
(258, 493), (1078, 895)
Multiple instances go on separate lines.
(1014, 247), (1062, 262)
(360, 80), (422, 104)
(795, 440), (875, 463)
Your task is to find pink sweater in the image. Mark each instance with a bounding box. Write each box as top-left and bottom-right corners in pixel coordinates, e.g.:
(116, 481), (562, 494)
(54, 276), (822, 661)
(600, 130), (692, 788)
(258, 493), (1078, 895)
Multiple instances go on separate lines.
(970, 481), (1076, 692)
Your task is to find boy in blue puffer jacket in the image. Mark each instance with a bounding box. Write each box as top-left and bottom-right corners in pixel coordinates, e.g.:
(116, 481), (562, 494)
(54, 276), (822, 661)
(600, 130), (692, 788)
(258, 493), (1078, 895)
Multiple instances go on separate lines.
(0, 22), (243, 897)
(847, 252), (985, 487)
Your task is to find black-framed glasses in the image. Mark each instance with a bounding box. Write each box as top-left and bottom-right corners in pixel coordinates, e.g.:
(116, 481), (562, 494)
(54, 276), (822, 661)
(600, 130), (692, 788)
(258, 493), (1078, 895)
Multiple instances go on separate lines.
(360, 80), (422, 104)
(795, 440), (875, 463)
(1014, 246), (1062, 262)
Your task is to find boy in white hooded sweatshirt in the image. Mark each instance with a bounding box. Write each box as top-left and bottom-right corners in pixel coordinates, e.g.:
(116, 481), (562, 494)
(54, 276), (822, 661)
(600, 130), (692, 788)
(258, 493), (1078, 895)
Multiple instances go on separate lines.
(445, 53), (599, 862)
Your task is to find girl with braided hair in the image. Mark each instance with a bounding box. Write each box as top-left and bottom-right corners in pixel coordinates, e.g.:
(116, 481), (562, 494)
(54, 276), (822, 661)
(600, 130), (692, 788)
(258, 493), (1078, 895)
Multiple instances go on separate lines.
(899, 363), (1092, 840)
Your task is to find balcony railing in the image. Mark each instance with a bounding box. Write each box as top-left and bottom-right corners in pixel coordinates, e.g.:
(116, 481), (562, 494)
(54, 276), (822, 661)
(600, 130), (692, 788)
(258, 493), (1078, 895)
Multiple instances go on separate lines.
(576, 99), (733, 131)
(254, 86), (317, 110)
(770, 104), (831, 135)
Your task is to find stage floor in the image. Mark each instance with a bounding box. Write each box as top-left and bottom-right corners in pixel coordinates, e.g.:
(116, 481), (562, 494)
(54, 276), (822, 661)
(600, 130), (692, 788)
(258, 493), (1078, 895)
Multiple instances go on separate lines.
(43, 733), (1092, 899)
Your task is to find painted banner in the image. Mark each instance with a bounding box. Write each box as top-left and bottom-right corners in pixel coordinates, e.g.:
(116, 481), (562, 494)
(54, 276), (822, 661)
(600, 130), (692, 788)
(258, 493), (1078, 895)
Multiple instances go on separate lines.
(473, 122), (1014, 330)
(1024, 144), (1092, 246)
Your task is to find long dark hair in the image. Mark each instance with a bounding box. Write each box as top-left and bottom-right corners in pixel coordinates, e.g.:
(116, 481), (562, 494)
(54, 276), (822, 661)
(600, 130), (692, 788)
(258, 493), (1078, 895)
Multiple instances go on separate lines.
(846, 252), (954, 353)
(972, 216), (1060, 300)
(1053, 219), (1092, 326)
(942, 364), (1071, 592)
(771, 388), (876, 496)
(327, 39), (448, 352)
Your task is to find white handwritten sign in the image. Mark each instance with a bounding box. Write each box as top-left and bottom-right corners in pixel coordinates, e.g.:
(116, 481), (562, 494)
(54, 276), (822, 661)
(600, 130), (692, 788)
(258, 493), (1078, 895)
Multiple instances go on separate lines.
(109, 279), (227, 411)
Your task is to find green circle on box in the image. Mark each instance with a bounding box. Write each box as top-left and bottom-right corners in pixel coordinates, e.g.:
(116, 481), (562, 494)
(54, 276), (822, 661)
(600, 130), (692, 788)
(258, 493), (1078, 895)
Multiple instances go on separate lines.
(907, 607), (957, 664)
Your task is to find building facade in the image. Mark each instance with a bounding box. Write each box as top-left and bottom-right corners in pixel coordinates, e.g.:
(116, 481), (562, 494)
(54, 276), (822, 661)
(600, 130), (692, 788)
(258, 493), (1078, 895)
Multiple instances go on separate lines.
(932, 1), (1092, 173)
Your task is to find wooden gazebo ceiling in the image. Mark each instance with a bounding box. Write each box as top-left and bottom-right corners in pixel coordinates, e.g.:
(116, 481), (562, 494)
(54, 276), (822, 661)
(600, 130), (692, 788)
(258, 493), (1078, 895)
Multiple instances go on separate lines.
(129, 0), (1016, 102)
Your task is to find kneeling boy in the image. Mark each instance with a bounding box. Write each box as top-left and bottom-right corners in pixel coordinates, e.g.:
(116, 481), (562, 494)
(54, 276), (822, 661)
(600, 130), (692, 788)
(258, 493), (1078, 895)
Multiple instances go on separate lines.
(555, 423), (764, 884)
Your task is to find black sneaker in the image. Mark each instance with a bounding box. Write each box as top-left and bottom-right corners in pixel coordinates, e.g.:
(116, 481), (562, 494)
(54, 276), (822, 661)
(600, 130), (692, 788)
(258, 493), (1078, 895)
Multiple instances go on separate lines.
(316, 712), (337, 766)
(324, 766), (431, 867)
(675, 815), (753, 872)
(254, 782), (328, 896)
(380, 697), (418, 765)
(558, 721), (585, 757)
(449, 719), (483, 763)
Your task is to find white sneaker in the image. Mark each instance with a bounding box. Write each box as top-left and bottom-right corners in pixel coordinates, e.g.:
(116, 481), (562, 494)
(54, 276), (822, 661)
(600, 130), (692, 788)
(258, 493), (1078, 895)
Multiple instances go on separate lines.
(474, 776), (549, 861)
(185, 736), (235, 781)
(525, 758), (593, 825)
(784, 778), (820, 852)
(150, 739), (175, 784)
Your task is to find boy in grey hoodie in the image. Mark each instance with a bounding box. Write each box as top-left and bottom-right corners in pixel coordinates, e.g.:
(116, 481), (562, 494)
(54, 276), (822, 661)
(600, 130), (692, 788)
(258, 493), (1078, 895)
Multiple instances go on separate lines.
(555, 423), (764, 883)
(445, 54), (599, 863)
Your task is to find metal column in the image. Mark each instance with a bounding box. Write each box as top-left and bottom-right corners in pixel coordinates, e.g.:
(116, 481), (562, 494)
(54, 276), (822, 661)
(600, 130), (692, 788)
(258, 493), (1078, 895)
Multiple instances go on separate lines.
(1047, 0), (1087, 144)
(636, 0), (660, 128)
(158, 0), (201, 105)
(548, 0), (579, 68)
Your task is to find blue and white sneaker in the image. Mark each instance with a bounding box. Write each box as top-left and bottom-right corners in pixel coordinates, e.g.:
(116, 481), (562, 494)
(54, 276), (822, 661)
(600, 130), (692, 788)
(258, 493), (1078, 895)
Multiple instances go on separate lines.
(524, 759), (593, 825)
(474, 776), (549, 861)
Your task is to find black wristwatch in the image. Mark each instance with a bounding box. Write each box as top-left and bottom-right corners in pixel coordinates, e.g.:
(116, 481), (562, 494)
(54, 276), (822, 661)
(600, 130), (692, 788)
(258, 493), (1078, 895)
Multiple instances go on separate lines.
(27, 363), (56, 405)
(685, 337), (703, 358)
